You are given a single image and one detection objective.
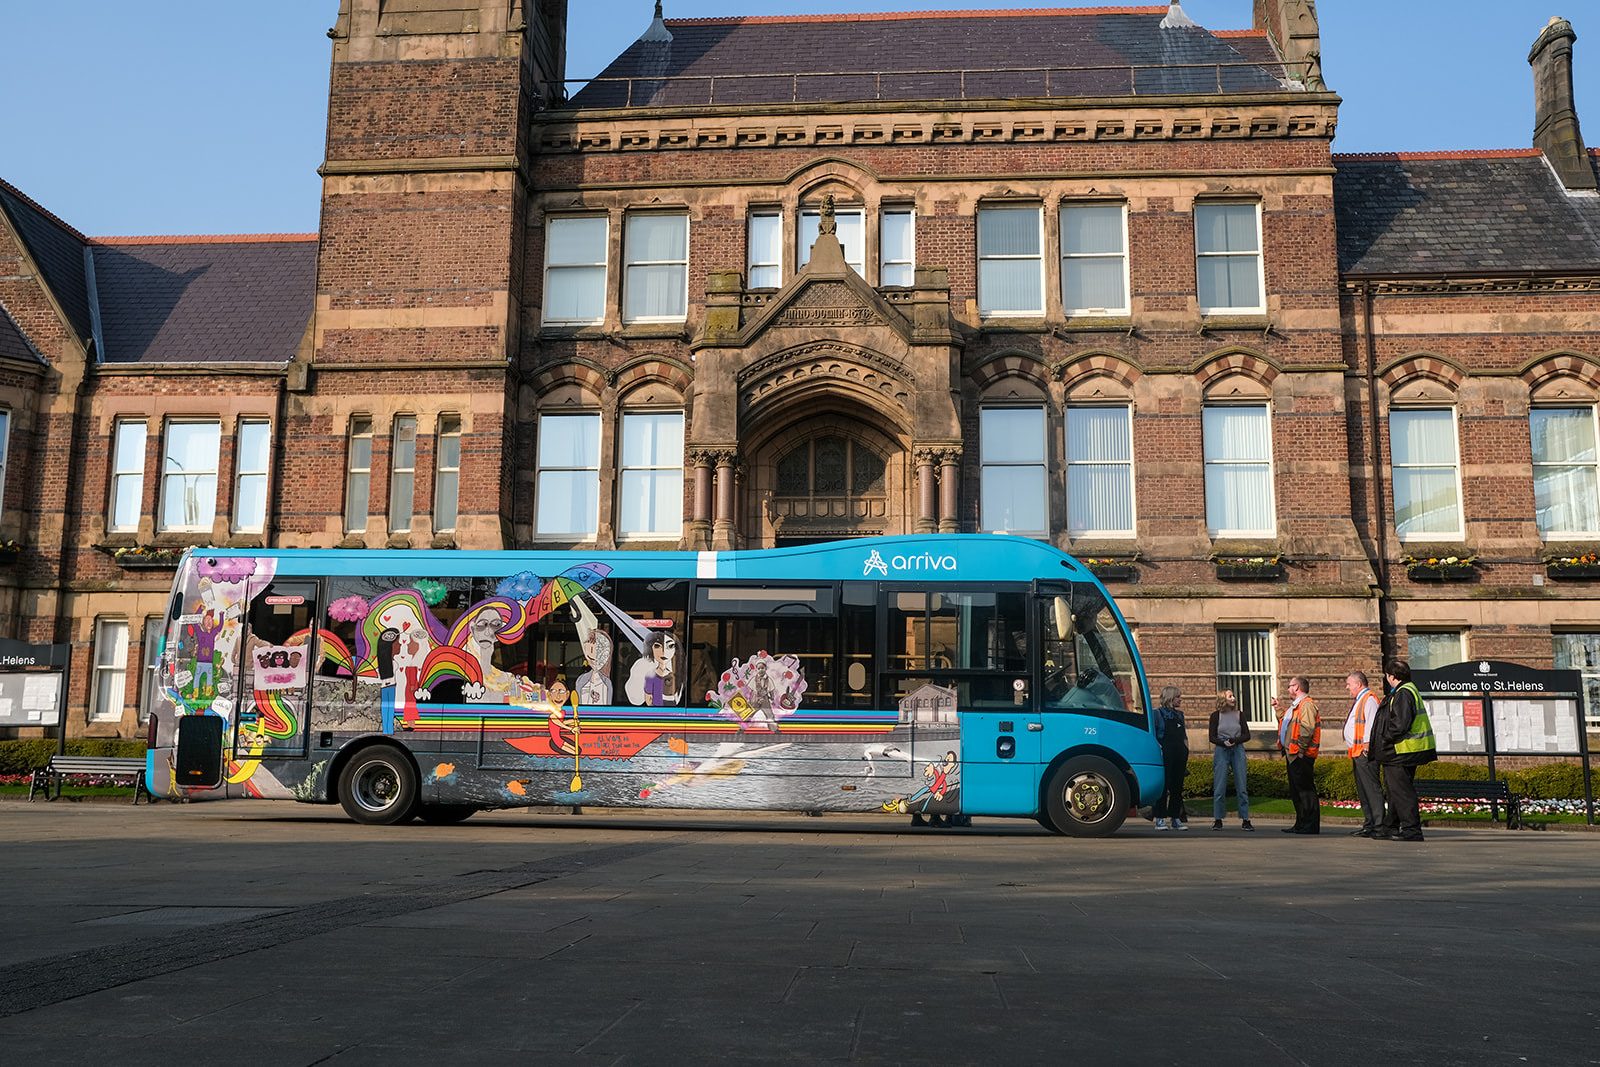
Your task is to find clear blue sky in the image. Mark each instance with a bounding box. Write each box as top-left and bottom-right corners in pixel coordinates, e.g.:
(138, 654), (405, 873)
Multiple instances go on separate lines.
(1, 1), (1595, 235)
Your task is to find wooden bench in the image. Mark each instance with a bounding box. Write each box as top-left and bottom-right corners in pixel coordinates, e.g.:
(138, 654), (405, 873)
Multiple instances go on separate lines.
(28, 756), (153, 805)
(1415, 778), (1520, 829)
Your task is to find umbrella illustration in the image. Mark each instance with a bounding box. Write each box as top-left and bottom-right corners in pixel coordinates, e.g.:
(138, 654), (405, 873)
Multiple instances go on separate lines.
(527, 562), (612, 623)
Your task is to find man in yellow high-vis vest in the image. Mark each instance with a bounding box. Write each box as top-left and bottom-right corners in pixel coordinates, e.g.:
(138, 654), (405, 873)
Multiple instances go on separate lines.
(1372, 659), (1438, 842)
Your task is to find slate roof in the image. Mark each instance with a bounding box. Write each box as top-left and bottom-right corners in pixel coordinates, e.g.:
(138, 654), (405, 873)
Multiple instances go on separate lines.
(1335, 150), (1600, 276)
(0, 304), (44, 365)
(0, 180), (92, 344)
(88, 236), (317, 364)
(569, 7), (1293, 109)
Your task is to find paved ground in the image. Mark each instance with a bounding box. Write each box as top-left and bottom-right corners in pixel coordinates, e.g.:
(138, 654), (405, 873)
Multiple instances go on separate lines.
(0, 802), (1596, 1065)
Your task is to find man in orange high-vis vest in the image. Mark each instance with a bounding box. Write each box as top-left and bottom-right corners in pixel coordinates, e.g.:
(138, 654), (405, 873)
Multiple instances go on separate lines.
(1343, 670), (1385, 837)
(1273, 676), (1322, 834)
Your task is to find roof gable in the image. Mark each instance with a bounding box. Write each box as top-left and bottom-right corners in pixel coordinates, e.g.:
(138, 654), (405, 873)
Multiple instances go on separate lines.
(0, 179), (92, 344)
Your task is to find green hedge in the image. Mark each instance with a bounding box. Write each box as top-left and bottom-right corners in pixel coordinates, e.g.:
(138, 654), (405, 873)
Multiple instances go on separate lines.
(1182, 753), (1598, 802)
(0, 739), (147, 776)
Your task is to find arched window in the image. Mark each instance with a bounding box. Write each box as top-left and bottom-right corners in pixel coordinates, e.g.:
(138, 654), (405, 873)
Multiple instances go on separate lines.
(775, 435), (886, 499)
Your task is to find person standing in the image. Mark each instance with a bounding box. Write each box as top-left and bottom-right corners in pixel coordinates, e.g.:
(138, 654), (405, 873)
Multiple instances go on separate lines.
(1208, 689), (1253, 830)
(1343, 671), (1384, 837)
(1372, 659), (1438, 842)
(1152, 686), (1190, 831)
(1271, 676), (1321, 834)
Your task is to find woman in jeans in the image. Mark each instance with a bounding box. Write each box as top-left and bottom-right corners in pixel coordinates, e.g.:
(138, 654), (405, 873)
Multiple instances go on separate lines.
(1208, 689), (1254, 830)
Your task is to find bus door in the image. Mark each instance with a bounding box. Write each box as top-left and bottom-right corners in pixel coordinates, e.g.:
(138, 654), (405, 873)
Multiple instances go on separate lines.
(234, 580), (319, 761)
(890, 588), (1037, 815)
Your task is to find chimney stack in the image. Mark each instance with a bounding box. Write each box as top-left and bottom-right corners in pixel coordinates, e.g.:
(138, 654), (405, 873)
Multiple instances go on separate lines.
(1530, 16), (1598, 191)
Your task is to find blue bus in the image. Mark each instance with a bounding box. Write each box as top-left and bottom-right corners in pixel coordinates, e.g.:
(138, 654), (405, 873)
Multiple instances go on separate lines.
(147, 535), (1159, 836)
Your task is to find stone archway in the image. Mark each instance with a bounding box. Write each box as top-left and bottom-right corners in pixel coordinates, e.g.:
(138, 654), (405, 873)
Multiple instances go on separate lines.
(743, 407), (913, 547)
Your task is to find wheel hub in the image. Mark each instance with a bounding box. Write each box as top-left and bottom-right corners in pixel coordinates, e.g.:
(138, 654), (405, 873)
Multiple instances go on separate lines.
(1065, 772), (1112, 823)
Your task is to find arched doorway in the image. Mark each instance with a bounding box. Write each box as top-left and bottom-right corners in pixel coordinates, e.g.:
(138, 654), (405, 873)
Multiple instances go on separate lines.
(745, 411), (912, 547)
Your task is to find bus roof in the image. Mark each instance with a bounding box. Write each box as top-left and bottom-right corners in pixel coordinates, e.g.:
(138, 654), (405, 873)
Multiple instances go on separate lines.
(183, 534), (1093, 584)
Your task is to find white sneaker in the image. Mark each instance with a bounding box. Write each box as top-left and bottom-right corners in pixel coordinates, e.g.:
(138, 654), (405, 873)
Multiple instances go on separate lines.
(1154, 818), (1170, 830)
(1173, 820), (1189, 831)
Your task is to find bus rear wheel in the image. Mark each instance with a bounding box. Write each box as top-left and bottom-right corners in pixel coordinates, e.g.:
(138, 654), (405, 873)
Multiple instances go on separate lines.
(416, 804), (477, 825)
(338, 747), (419, 825)
(1043, 756), (1129, 838)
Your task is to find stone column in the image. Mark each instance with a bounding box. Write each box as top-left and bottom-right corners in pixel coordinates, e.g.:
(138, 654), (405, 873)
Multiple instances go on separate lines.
(712, 448), (738, 550)
(937, 447), (962, 534)
(686, 448), (715, 550)
(912, 447), (939, 533)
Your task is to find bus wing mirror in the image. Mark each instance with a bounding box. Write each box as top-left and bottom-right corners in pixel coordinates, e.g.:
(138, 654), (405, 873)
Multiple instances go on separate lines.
(1052, 596), (1074, 642)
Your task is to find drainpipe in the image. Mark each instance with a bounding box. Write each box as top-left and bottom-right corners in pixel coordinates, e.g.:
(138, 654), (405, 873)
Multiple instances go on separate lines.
(1362, 282), (1394, 664)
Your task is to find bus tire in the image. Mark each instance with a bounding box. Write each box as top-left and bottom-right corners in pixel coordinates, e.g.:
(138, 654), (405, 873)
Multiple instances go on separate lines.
(1043, 756), (1129, 837)
(338, 746), (418, 825)
(416, 804), (477, 825)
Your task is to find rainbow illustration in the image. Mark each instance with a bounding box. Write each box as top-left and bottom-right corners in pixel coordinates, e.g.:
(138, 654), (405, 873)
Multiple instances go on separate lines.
(419, 644), (483, 692)
(250, 689), (300, 740)
(318, 631), (355, 676)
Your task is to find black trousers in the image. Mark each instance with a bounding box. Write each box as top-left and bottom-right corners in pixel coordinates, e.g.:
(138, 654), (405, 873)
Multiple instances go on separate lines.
(1381, 763), (1421, 835)
(1287, 756), (1319, 832)
(1353, 756), (1386, 830)
(1153, 750), (1188, 820)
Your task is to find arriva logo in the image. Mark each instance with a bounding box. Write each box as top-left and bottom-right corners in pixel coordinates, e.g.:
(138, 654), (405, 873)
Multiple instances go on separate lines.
(862, 549), (958, 577)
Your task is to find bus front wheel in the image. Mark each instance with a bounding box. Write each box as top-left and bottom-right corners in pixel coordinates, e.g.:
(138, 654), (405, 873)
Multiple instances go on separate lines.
(1043, 756), (1129, 838)
(338, 747), (419, 825)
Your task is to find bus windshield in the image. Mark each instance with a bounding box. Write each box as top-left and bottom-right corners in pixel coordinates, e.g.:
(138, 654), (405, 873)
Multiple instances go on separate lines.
(1041, 583), (1146, 723)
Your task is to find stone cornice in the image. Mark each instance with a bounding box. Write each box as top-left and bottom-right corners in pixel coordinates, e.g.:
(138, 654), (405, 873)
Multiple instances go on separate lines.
(1344, 275), (1600, 296)
(531, 100), (1338, 157)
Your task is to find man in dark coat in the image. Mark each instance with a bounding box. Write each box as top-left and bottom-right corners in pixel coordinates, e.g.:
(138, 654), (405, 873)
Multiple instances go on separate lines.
(1371, 659), (1438, 842)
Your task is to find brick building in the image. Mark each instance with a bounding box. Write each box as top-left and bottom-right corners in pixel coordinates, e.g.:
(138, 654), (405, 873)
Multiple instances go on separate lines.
(1, 0), (1598, 743)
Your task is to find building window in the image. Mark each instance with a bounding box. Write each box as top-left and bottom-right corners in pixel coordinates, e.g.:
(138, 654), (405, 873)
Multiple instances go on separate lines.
(344, 416), (373, 535)
(1061, 203), (1129, 316)
(618, 412), (684, 538)
(108, 419), (147, 533)
(232, 418), (270, 534)
(799, 207), (865, 274)
(977, 205), (1044, 317)
(776, 436), (886, 500)
(434, 414), (462, 533)
(1067, 405), (1134, 537)
(91, 618), (129, 723)
(388, 415), (418, 533)
(1203, 404), (1275, 536)
(543, 215), (609, 325)
(1407, 630), (1465, 671)
(1217, 628), (1276, 727)
(1195, 202), (1264, 314)
(748, 212), (782, 289)
(138, 615), (162, 725)
(159, 420), (220, 532)
(1554, 633), (1600, 729)
(1531, 407), (1600, 537)
(536, 412), (601, 538)
(980, 406), (1047, 534)
(880, 208), (915, 287)
(1390, 408), (1462, 540)
(623, 212), (689, 322)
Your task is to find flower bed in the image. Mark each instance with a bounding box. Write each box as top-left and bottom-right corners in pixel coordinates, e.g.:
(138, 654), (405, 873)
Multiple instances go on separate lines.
(1402, 553), (1477, 581)
(1082, 557), (1138, 581)
(98, 544), (184, 569)
(1546, 552), (1600, 579)
(1211, 554), (1284, 580)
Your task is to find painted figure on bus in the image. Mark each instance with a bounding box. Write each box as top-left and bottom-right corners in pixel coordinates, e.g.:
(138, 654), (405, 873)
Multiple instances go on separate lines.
(576, 629), (614, 707)
(706, 650), (807, 730)
(884, 750), (962, 822)
(627, 631), (680, 707)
